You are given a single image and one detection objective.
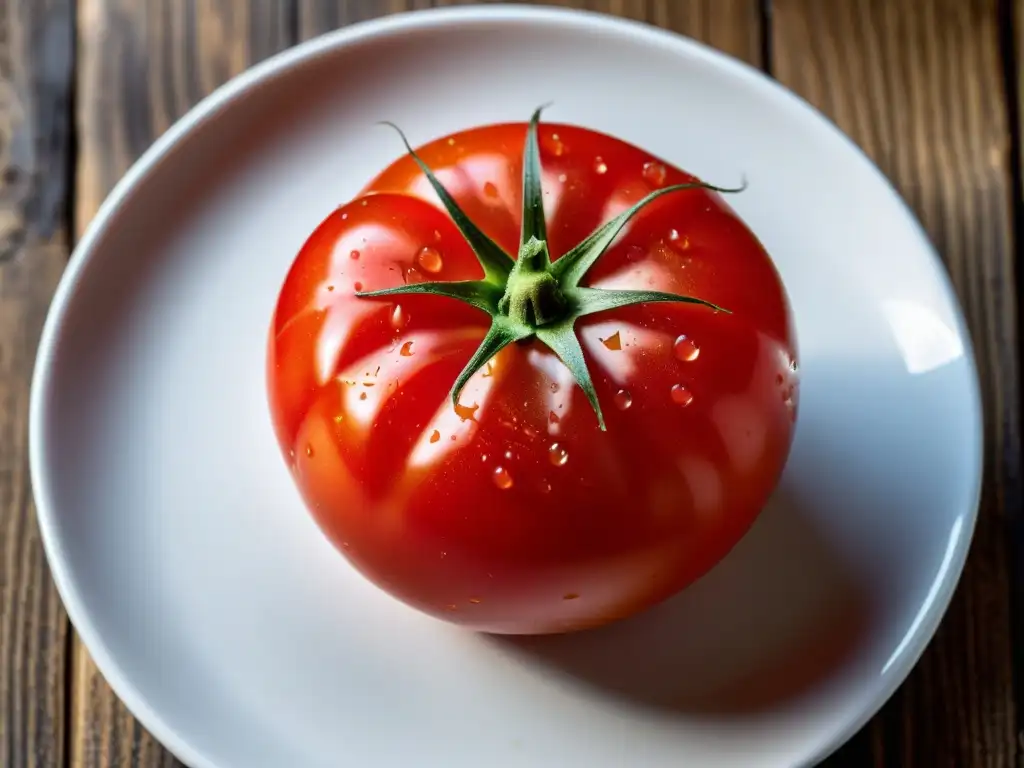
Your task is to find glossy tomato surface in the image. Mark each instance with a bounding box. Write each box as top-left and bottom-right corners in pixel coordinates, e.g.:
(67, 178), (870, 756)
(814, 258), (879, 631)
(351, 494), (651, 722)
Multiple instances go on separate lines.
(267, 121), (798, 635)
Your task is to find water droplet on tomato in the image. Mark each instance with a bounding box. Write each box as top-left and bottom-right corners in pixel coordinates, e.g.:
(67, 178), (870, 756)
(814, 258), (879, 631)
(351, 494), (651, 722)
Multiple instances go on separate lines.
(483, 181), (499, 198)
(642, 160), (667, 187)
(454, 401), (479, 422)
(359, 392), (367, 401)
(326, 284), (335, 292)
(341, 541), (351, 550)
(360, 199), (368, 207)
(790, 359), (799, 373)
(601, 331), (622, 351)
(333, 414), (344, 424)
(671, 384), (694, 406)
(430, 429), (440, 443)
(353, 281), (363, 291)
(400, 341), (414, 356)
(548, 443), (569, 467)
(350, 249), (360, 260)
(549, 411), (560, 424)
(558, 173), (568, 183)
(480, 454), (488, 462)
(549, 132), (565, 156)
(444, 603), (458, 611)
(416, 246), (443, 273)
(776, 373), (785, 385)
(549, 382), (560, 393)
(563, 592), (580, 601)
(626, 244), (645, 261)
(504, 449), (514, 460)
(614, 389), (633, 410)
(493, 466), (513, 490)
(404, 266), (425, 284)
(673, 335), (700, 362)
(305, 443), (315, 458)
(447, 137), (456, 146)
(669, 231), (691, 251)
(594, 156), (608, 174)
(390, 304), (409, 330)
(539, 480), (552, 494)
(469, 597), (483, 604)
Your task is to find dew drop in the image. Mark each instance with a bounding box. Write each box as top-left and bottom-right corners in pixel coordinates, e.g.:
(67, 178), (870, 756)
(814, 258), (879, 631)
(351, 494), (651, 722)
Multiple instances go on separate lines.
(469, 597), (483, 605)
(430, 429), (440, 443)
(504, 449), (514, 460)
(549, 411), (560, 424)
(563, 592), (580, 601)
(404, 266), (425, 284)
(305, 443), (315, 458)
(790, 359), (799, 373)
(593, 156), (608, 174)
(549, 382), (560, 393)
(548, 443), (569, 467)
(450, 434), (457, 441)
(668, 228), (680, 242)
(557, 173), (568, 183)
(353, 281), (363, 291)
(341, 541), (351, 550)
(673, 335), (700, 362)
(539, 480), (552, 494)
(360, 199), (368, 207)
(359, 392), (367, 401)
(671, 384), (694, 406)
(481, 454), (488, 462)
(390, 304), (409, 330)
(626, 244), (645, 261)
(614, 389), (633, 410)
(333, 414), (344, 424)
(341, 212), (348, 220)
(444, 603), (458, 611)
(350, 249), (360, 260)
(400, 341), (414, 356)
(416, 246), (443, 273)
(433, 229), (442, 242)
(483, 181), (499, 198)
(326, 284), (335, 291)
(642, 160), (667, 187)
(447, 137), (456, 146)
(493, 466), (513, 490)
(550, 133), (565, 156)
(601, 331), (622, 351)
(454, 401), (479, 422)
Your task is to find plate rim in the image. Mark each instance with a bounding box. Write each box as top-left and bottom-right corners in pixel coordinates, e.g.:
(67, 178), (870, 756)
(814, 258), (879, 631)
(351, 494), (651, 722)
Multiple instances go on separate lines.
(28, 5), (985, 767)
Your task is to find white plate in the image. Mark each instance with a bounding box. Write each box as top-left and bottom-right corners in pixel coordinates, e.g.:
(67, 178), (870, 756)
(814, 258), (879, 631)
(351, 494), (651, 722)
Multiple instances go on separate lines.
(30, 6), (982, 767)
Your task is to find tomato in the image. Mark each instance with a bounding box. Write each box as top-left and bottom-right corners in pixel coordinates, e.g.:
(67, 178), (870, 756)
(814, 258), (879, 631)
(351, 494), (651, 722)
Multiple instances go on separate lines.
(267, 109), (798, 635)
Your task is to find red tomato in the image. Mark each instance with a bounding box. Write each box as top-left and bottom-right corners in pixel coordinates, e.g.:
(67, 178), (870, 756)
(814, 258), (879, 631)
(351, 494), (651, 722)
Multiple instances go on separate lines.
(267, 112), (798, 635)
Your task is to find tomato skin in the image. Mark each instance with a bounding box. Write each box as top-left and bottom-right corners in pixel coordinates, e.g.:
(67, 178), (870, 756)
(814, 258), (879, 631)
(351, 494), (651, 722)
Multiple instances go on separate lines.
(267, 121), (798, 634)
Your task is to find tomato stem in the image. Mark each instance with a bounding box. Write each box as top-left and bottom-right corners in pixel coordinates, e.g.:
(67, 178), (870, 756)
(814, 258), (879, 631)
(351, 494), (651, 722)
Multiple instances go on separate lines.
(356, 109), (745, 430)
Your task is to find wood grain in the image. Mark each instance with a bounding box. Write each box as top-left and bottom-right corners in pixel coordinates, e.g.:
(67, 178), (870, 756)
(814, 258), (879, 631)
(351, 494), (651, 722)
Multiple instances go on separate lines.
(297, 0), (762, 64)
(774, 0), (1020, 765)
(0, 1), (74, 767)
(73, 2), (297, 765)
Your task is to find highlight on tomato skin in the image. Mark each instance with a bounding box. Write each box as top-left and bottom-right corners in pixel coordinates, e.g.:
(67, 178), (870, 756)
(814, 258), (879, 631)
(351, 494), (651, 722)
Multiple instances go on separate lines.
(267, 109), (799, 636)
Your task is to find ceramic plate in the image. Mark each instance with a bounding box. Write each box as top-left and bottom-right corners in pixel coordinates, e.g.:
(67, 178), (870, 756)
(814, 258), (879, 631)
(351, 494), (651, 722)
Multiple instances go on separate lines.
(30, 6), (982, 767)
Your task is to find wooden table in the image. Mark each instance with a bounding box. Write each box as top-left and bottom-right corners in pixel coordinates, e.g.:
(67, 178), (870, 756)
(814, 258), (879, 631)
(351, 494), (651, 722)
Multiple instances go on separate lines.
(1, 1), (1020, 765)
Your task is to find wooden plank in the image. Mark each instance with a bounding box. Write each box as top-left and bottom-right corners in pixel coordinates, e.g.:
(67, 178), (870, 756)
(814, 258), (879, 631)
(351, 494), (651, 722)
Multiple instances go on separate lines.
(298, 0), (762, 65)
(73, 2), (297, 765)
(0, 1), (74, 767)
(774, 0), (1019, 765)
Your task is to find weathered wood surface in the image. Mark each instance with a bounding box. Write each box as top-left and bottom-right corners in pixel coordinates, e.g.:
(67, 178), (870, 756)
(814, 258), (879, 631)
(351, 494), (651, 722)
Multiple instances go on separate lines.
(0, 1), (74, 767)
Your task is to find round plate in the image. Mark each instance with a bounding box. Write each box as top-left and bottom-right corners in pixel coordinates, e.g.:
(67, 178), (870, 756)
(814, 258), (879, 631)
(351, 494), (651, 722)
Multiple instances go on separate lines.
(30, 6), (982, 767)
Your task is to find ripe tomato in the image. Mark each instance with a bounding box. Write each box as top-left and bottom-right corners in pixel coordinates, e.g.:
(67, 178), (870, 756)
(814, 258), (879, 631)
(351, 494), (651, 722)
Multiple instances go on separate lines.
(267, 109), (798, 635)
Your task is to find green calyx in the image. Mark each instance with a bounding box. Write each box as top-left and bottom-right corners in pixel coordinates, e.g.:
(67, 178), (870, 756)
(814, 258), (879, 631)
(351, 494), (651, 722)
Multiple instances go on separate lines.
(357, 106), (744, 430)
